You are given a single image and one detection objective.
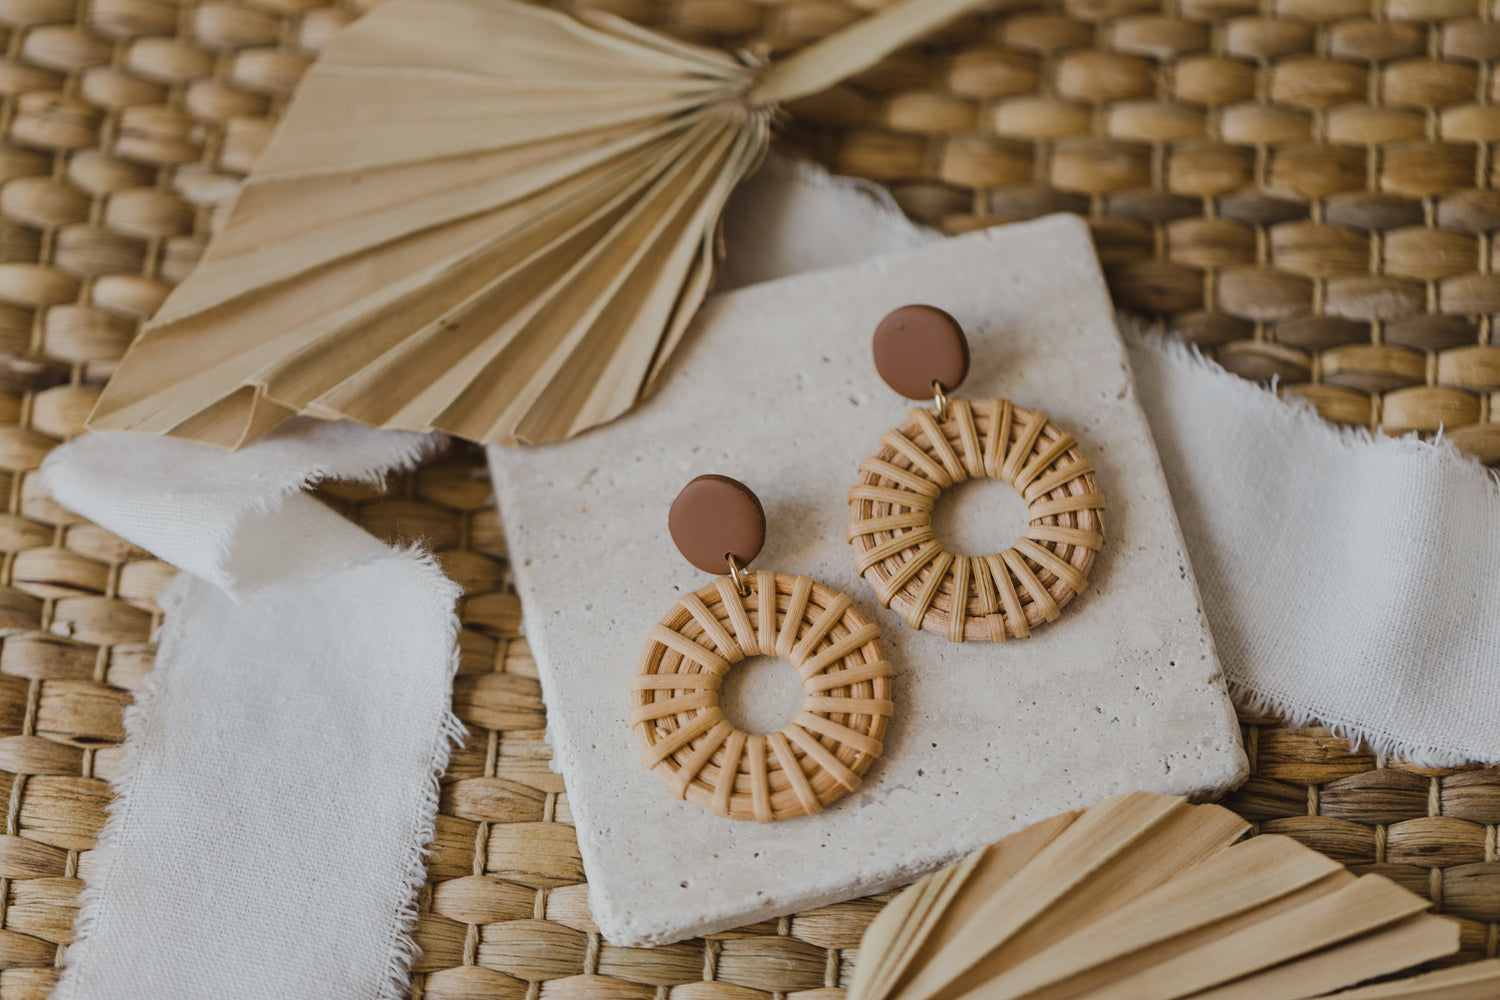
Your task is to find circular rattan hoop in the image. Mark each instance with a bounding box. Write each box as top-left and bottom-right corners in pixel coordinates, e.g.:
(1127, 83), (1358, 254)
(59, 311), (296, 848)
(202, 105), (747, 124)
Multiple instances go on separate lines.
(630, 572), (894, 823)
(847, 398), (1105, 643)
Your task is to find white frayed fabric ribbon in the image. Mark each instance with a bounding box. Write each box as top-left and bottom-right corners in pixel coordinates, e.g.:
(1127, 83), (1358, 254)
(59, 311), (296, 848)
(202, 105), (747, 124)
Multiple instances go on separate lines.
(41, 419), (462, 1000)
(724, 157), (1500, 766)
(1127, 329), (1500, 767)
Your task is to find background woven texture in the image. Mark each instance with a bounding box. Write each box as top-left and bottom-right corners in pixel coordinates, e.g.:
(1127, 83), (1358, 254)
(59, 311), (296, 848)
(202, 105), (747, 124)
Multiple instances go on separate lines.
(0, 0), (1488, 996)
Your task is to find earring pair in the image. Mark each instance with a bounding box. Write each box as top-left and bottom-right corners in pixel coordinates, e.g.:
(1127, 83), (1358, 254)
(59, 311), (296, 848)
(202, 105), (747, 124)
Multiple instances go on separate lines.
(629, 306), (1106, 823)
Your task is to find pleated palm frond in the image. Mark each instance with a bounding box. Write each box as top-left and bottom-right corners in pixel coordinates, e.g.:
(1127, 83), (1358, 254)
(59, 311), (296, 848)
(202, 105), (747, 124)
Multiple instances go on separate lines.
(850, 792), (1490, 1000)
(88, 0), (982, 447)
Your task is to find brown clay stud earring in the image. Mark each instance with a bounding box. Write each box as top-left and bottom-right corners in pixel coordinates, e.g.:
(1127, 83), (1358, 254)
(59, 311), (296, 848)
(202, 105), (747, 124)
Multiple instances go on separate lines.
(847, 306), (1106, 643)
(630, 475), (895, 823)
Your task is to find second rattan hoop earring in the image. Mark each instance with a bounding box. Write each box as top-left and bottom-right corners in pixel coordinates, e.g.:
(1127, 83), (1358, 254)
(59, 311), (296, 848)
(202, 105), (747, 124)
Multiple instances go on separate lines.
(847, 306), (1106, 643)
(631, 475), (895, 823)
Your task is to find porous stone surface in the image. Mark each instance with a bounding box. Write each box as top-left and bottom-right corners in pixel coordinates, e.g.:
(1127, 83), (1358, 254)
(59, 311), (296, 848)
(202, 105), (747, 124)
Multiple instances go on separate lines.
(488, 215), (1247, 947)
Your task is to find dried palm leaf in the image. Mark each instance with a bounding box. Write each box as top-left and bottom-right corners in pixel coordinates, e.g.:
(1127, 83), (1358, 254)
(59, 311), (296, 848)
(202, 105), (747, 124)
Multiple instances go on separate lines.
(87, 0), (986, 448)
(850, 792), (1469, 1000)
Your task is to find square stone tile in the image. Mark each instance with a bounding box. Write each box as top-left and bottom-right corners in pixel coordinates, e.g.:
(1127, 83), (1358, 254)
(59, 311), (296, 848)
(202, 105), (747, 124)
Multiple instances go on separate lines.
(489, 215), (1247, 946)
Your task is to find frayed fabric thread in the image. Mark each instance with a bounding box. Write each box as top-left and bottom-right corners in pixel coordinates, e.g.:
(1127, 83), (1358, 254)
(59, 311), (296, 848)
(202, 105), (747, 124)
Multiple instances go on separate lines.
(1123, 316), (1500, 767)
(46, 423), (466, 1000)
(1227, 681), (1485, 771)
(55, 574), (190, 1000)
(39, 418), (448, 600)
(375, 548), (468, 1000)
(1122, 318), (1500, 493)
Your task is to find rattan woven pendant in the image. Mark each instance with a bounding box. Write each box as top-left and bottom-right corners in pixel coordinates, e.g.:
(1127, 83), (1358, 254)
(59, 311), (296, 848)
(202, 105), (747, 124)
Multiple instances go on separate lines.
(85, 0), (986, 449)
(632, 475), (895, 822)
(850, 792), (1480, 1000)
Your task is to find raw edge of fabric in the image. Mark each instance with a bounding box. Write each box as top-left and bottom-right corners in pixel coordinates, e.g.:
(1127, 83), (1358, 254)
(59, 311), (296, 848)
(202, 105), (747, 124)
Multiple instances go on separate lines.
(37, 420), (447, 599)
(55, 548), (467, 1000)
(1121, 315), (1500, 769)
(45, 421), (466, 1000)
(371, 547), (468, 1000)
(49, 574), (192, 1000)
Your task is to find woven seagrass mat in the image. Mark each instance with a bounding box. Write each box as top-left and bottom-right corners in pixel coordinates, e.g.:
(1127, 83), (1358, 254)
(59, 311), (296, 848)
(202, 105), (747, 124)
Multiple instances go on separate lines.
(0, 0), (1491, 995)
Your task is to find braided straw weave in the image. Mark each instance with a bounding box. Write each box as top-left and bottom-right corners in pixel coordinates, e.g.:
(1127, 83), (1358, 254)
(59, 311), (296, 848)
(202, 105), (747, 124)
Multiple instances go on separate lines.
(784, 1), (1500, 466)
(849, 398), (1104, 642)
(631, 572), (893, 822)
(0, 0), (1484, 993)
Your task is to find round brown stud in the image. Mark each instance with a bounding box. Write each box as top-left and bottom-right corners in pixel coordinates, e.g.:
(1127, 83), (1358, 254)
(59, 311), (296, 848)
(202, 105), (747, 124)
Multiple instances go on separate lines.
(668, 474), (766, 575)
(872, 304), (970, 400)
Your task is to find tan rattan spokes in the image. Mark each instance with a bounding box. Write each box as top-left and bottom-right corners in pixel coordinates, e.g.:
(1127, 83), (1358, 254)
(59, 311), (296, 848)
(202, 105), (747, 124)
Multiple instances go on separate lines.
(849, 399), (1104, 641)
(631, 573), (893, 822)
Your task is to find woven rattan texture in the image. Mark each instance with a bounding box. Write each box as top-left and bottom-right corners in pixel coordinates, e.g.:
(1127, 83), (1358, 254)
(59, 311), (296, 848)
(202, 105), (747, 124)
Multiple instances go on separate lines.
(631, 572), (894, 822)
(0, 0), (1484, 994)
(793, 0), (1500, 466)
(849, 398), (1104, 642)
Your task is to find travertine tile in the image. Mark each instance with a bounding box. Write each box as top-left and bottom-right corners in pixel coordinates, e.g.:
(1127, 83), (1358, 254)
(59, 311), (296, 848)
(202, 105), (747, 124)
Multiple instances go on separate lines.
(489, 214), (1246, 946)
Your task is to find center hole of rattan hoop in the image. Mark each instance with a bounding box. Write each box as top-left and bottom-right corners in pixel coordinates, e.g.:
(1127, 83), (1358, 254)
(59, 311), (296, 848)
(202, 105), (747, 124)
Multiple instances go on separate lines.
(717, 655), (803, 735)
(931, 477), (1030, 557)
